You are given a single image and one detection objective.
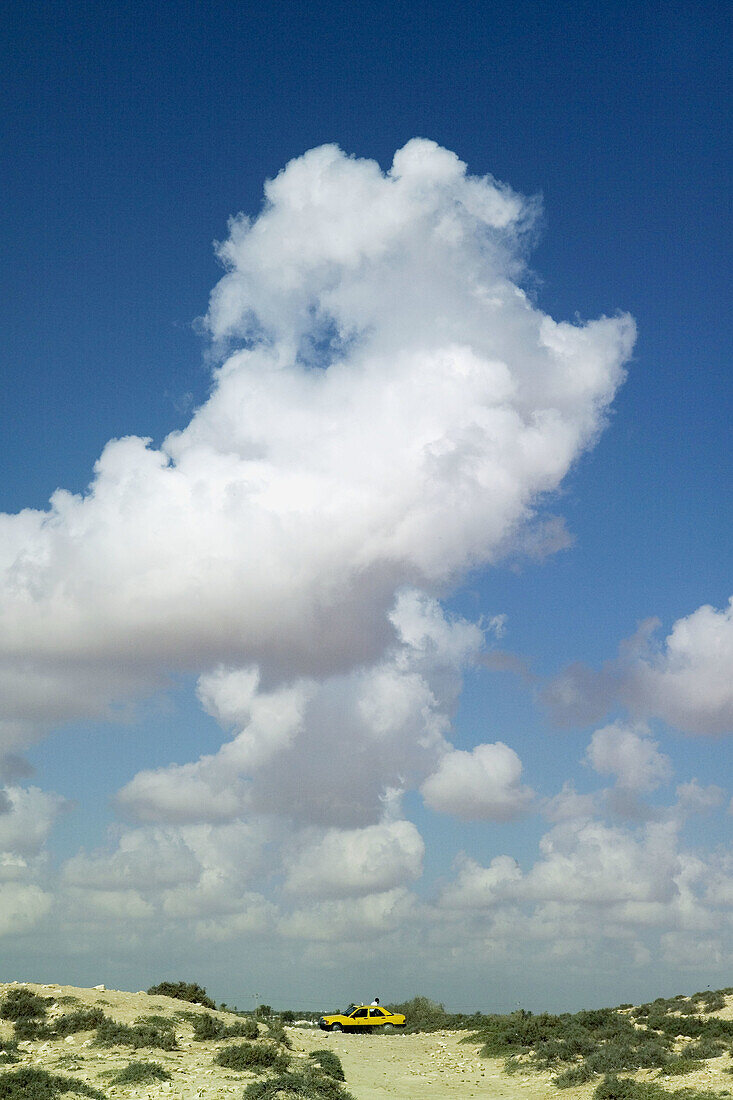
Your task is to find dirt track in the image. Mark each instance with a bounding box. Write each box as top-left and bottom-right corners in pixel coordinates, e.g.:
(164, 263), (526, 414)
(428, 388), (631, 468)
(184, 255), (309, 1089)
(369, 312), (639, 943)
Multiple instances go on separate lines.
(292, 1025), (561, 1098)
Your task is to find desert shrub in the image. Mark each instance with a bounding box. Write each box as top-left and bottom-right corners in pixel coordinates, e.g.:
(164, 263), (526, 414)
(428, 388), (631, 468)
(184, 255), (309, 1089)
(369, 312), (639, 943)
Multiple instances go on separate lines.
(554, 1063), (599, 1087)
(214, 1041), (289, 1073)
(256, 1004), (273, 1018)
(281, 1011), (296, 1024)
(12, 1018), (54, 1040)
(685, 1037), (726, 1058)
(585, 1038), (670, 1075)
(192, 1012), (223, 1040)
(594, 1079), (665, 1100)
(651, 1013), (733, 1042)
(0, 1066), (106, 1099)
(191, 1012), (258, 1041)
(0, 1041), (19, 1066)
(308, 1050), (345, 1080)
(243, 1067), (355, 1099)
(266, 1021), (291, 1047)
(384, 996), (452, 1032)
(94, 1016), (177, 1050)
(146, 981), (216, 1009)
(593, 1078), (721, 1100)
(110, 1060), (171, 1085)
(240, 1018), (260, 1039)
(658, 1057), (703, 1076)
(690, 991), (726, 1012)
(0, 989), (50, 1022)
(54, 1008), (106, 1035)
(133, 1013), (173, 1029)
(56, 997), (80, 1006)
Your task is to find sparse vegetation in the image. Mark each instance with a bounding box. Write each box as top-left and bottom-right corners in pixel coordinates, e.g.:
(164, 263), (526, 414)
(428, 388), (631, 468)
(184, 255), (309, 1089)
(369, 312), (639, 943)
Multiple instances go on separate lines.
(213, 1041), (289, 1073)
(658, 1058), (704, 1076)
(54, 1009), (106, 1036)
(0, 1042), (19, 1067)
(0, 1066), (106, 1099)
(242, 1067), (356, 1099)
(94, 1015), (178, 1050)
(12, 1018), (54, 1040)
(308, 1050), (345, 1080)
(554, 1062), (599, 1087)
(191, 1012), (258, 1041)
(593, 1077), (722, 1100)
(266, 1020), (292, 1047)
(465, 987), (733, 1085)
(110, 1060), (171, 1085)
(0, 988), (51, 1022)
(146, 981), (216, 1009)
(385, 995), (459, 1032)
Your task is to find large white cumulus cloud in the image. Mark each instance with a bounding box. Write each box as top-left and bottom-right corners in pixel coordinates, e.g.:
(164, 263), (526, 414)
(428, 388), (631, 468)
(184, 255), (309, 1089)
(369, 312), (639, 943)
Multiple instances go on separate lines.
(0, 139), (635, 738)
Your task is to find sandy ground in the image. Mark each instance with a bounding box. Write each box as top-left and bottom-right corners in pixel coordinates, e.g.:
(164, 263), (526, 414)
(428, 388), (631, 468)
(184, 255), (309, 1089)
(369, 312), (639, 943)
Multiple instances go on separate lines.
(291, 1025), (562, 1099)
(1, 982), (732, 1100)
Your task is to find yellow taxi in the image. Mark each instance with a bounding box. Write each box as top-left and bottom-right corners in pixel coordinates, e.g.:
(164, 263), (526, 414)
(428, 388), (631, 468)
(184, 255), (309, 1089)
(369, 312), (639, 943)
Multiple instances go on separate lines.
(318, 1004), (406, 1032)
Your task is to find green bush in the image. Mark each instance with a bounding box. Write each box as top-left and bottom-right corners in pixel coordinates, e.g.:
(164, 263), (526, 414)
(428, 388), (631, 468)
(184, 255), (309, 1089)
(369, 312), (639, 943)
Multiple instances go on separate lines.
(385, 996), (451, 1032)
(308, 1050), (345, 1080)
(110, 1061), (171, 1085)
(554, 1063), (598, 1087)
(266, 1021), (291, 1047)
(214, 1041), (289, 1073)
(191, 1011), (258, 1040)
(146, 981), (216, 1009)
(685, 1037), (726, 1058)
(0, 989), (50, 1022)
(0, 1066), (106, 1099)
(192, 1012), (223, 1040)
(12, 1018), (54, 1041)
(691, 991), (726, 1013)
(94, 1016), (177, 1050)
(466, 989), (733, 1084)
(54, 1009), (106, 1036)
(593, 1077), (721, 1100)
(0, 1042), (19, 1066)
(658, 1058), (703, 1076)
(243, 1068), (355, 1099)
(240, 1018), (261, 1040)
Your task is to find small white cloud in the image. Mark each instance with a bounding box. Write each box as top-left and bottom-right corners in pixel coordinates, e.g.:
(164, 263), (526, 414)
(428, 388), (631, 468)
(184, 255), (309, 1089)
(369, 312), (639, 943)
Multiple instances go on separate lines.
(438, 854), (521, 910)
(0, 882), (53, 937)
(543, 781), (599, 823)
(0, 786), (68, 859)
(545, 598), (733, 735)
(585, 722), (673, 792)
(421, 741), (534, 820)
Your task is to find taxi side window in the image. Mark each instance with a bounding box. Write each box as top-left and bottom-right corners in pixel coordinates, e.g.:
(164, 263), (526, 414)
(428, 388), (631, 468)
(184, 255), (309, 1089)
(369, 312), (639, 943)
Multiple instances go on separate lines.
(370, 1008), (386, 1017)
(352, 1008), (368, 1018)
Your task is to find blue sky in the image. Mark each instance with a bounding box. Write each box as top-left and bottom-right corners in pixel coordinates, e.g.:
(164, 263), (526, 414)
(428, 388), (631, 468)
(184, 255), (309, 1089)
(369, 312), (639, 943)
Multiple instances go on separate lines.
(0, 1), (730, 1012)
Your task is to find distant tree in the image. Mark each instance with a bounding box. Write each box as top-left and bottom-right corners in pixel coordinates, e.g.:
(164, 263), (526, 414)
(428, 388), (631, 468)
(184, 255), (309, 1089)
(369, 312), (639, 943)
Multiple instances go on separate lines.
(146, 981), (216, 1009)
